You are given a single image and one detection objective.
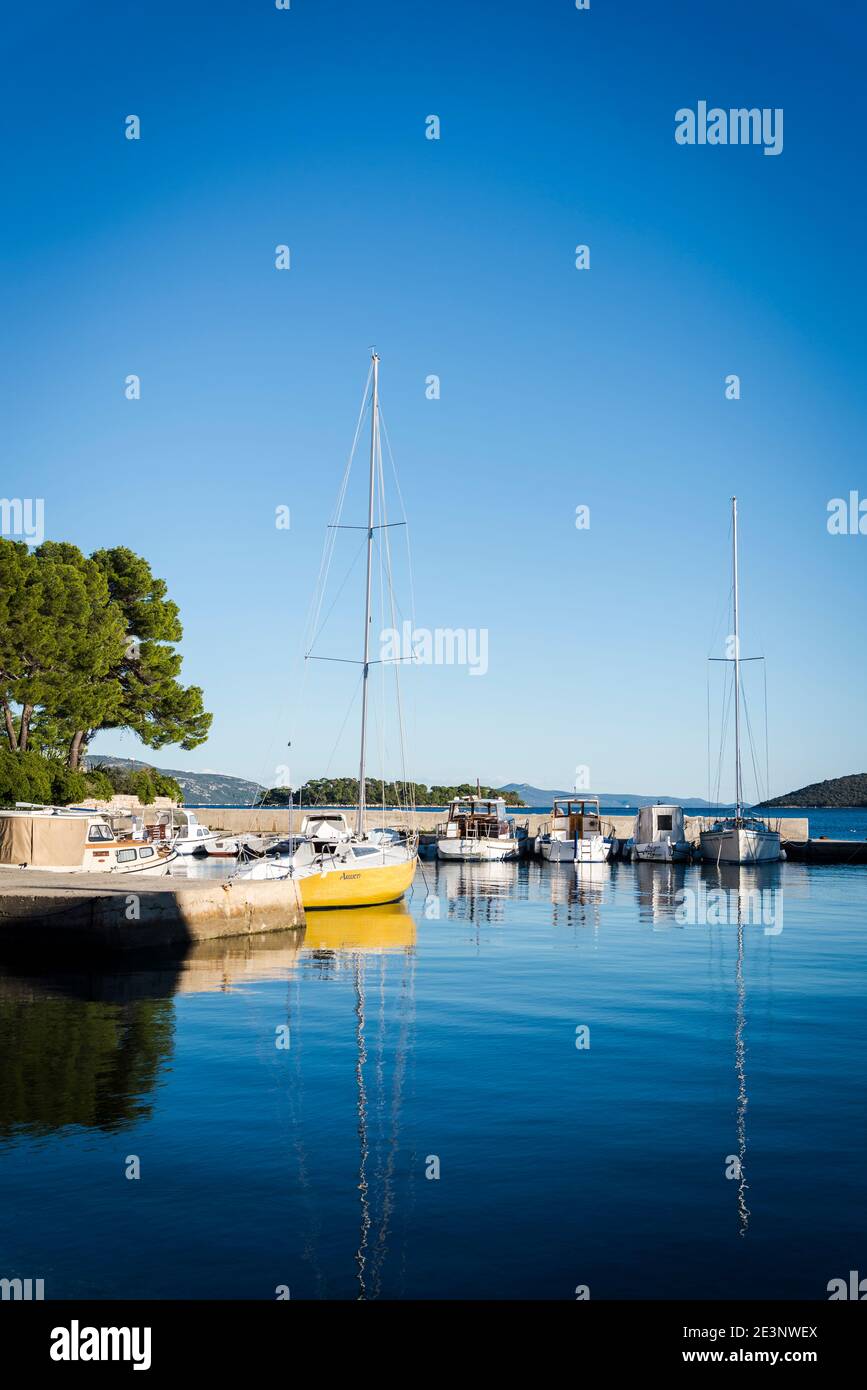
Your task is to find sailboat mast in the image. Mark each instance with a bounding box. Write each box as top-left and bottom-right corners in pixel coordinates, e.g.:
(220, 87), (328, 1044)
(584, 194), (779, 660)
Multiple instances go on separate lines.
(731, 495), (743, 820)
(357, 351), (379, 836)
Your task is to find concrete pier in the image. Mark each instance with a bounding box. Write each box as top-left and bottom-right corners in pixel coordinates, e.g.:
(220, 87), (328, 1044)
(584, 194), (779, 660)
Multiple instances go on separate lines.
(0, 869), (304, 953)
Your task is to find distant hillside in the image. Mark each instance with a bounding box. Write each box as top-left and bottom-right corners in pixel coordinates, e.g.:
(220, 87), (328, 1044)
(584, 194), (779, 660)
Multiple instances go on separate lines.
(85, 760), (727, 810)
(758, 773), (867, 809)
(86, 756), (264, 807)
(500, 783), (719, 808)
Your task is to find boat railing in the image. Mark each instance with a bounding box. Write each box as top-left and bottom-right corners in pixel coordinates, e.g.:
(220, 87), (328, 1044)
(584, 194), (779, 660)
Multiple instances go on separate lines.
(437, 817), (501, 839)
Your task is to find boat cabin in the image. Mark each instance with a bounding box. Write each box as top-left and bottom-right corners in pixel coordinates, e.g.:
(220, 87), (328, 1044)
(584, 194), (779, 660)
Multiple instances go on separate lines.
(0, 808), (174, 874)
(147, 808), (209, 841)
(298, 813), (353, 848)
(634, 804), (686, 845)
(441, 797), (511, 841)
(549, 798), (602, 837)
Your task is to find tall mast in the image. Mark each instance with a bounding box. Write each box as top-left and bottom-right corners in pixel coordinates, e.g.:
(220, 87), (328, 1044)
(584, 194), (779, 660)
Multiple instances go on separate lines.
(731, 495), (743, 820)
(357, 351), (379, 836)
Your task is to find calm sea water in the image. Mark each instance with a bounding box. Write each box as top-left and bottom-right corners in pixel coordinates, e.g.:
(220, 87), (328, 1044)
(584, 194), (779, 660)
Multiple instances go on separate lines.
(0, 809), (864, 1301)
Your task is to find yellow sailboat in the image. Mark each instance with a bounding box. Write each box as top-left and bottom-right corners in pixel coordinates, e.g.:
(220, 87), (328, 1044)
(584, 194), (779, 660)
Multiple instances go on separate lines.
(237, 351), (418, 910)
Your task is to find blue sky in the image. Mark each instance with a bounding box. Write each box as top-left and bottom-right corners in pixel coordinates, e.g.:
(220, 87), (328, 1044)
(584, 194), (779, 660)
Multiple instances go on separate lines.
(2, 0), (864, 799)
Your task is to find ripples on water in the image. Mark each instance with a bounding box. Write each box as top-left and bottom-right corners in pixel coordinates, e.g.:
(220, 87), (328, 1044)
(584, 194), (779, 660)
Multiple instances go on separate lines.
(0, 851), (864, 1300)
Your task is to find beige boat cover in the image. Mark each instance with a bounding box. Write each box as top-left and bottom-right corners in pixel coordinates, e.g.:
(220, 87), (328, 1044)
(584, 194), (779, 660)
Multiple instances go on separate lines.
(0, 814), (88, 866)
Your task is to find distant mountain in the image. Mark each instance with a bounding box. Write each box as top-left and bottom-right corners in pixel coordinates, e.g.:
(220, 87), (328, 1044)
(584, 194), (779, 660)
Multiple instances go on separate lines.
(499, 782), (720, 808)
(86, 756), (264, 807)
(85, 759), (726, 810)
(758, 773), (867, 809)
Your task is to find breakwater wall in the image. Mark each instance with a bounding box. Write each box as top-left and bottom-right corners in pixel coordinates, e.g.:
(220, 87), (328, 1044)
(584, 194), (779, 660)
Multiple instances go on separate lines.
(155, 806), (810, 844)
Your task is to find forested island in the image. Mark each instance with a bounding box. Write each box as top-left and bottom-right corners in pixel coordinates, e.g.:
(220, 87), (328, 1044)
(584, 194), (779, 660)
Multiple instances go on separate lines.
(258, 778), (526, 808)
(758, 773), (867, 808)
(0, 539), (209, 807)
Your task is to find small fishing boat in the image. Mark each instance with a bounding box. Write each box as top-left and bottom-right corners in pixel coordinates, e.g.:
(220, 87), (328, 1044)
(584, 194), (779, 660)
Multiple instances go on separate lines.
(204, 831), (282, 859)
(700, 498), (782, 865)
(148, 808), (224, 856)
(436, 796), (525, 861)
(631, 804), (691, 862)
(0, 807), (178, 875)
(537, 797), (607, 863)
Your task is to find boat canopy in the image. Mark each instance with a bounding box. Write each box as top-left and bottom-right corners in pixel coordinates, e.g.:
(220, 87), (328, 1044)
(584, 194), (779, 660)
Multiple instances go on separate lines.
(634, 804), (685, 843)
(0, 811), (89, 866)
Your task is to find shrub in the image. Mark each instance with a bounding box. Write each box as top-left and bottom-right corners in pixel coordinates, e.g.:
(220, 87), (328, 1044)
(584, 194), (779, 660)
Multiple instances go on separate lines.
(0, 748), (53, 807)
(48, 765), (91, 806)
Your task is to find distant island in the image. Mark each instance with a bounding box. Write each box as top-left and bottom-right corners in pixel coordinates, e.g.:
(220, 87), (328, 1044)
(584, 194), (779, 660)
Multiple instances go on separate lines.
(499, 783), (718, 809)
(757, 773), (867, 809)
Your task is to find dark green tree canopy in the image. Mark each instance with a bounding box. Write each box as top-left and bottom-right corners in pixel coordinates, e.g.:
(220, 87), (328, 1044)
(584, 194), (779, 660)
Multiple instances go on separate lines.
(0, 538), (211, 772)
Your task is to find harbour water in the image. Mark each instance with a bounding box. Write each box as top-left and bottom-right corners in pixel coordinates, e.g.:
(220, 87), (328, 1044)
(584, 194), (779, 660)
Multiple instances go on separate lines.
(0, 809), (864, 1301)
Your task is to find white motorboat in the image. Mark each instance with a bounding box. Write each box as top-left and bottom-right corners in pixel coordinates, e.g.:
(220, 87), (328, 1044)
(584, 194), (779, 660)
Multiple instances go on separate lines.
(538, 797), (607, 863)
(204, 831), (282, 858)
(436, 796), (525, 861)
(148, 808), (224, 856)
(631, 804), (691, 862)
(0, 807), (178, 875)
(700, 497), (782, 865)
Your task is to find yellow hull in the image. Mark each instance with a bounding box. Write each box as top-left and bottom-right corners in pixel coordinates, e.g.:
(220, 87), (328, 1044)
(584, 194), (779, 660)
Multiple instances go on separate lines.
(298, 855), (417, 910)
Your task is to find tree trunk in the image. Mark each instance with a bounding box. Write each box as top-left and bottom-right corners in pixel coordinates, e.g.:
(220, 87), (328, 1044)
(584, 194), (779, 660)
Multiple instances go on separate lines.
(2, 702), (19, 751)
(18, 703), (33, 751)
(68, 730), (85, 770)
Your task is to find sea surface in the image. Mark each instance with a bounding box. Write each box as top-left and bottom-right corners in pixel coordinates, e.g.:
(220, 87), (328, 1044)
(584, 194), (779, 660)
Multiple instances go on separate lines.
(0, 809), (864, 1301)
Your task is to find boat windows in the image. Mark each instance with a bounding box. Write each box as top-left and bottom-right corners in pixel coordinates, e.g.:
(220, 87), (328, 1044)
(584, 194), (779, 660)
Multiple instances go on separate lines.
(657, 815), (673, 831)
(138, 846), (155, 858)
(116, 849), (138, 863)
(88, 823), (115, 842)
(353, 846), (383, 858)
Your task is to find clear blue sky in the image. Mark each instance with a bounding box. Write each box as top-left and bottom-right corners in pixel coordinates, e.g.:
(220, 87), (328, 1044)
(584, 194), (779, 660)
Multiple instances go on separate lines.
(3, 0), (865, 800)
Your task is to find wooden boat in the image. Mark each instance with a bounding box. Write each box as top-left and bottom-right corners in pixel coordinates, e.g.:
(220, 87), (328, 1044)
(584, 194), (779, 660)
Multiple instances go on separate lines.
(436, 796), (526, 861)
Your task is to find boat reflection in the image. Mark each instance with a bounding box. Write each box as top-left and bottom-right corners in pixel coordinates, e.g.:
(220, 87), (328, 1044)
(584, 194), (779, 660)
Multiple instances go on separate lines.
(296, 900), (416, 1300)
(697, 861), (764, 1238)
(547, 861), (611, 931)
(0, 929), (304, 1139)
(301, 901), (416, 958)
(432, 858), (517, 925)
(633, 860), (689, 926)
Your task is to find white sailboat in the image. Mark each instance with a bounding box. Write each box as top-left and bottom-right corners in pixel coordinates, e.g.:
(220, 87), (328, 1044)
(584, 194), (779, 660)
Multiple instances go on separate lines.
(700, 498), (782, 866)
(236, 351), (418, 909)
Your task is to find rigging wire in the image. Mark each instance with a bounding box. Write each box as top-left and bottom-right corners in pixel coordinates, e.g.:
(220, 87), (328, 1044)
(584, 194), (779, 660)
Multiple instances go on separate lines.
(250, 364), (373, 803)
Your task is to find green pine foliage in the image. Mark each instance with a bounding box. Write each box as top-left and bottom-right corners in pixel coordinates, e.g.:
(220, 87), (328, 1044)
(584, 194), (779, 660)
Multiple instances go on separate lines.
(0, 537), (210, 798)
(258, 777), (524, 807)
